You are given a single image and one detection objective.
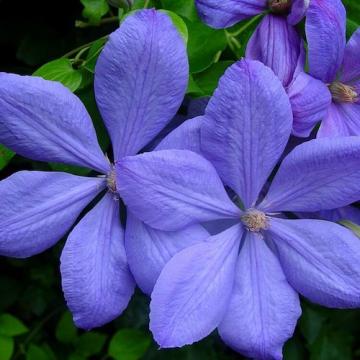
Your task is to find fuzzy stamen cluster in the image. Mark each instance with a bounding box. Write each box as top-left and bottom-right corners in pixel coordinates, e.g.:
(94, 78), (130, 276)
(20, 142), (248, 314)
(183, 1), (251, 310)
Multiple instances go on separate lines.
(107, 167), (117, 194)
(329, 82), (358, 103)
(241, 209), (268, 232)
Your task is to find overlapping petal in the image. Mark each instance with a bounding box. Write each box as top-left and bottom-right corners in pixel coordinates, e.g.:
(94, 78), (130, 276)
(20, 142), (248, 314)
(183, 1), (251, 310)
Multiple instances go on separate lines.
(195, 0), (267, 29)
(317, 103), (360, 137)
(150, 224), (242, 347)
(219, 232), (301, 360)
(95, 9), (188, 159)
(61, 193), (135, 330)
(287, 0), (310, 25)
(269, 218), (360, 308)
(0, 73), (109, 173)
(117, 150), (241, 231)
(0, 171), (105, 258)
(125, 212), (208, 295)
(260, 137), (360, 212)
(201, 59), (292, 208)
(288, 72), (332, 137)
(305, 0), (346, 83)
(341, 28), (360, 83)
(246, 15), (301, 87)
(156, 116), (204, 153)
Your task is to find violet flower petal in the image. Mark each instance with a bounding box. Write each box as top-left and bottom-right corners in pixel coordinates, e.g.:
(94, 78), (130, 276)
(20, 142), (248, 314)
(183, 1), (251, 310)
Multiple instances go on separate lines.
(201, 59), (292, 208)
(260, 137), (360, 213)
(305, 0), (346, 83)
(318, 103), (360, 137)
(288, 72), (331, 137)
(246, 14), (301, 87)
(296, 205), (360, 224)
(0, 171), (105, 258)
(95, 9), (188, 160)
(269, 218), (360, 308)
(287, 0), (310, 25)
(61, 193), (135, 330)
(125, 211), (209, 295)
(116, 150), (241, 231)
(156, 116), (204, 154)
(0, 73), (109, 174)
(150, 224), (242, 347)
(195, 0), (267, 29)
(341, 28), (360, 83)
(219, 232), (301, 360)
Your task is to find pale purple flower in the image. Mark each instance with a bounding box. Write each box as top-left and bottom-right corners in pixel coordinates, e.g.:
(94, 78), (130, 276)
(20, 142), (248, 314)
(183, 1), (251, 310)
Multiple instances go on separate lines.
(0, 9), (201, 329)
(117, 59), (360, 359)
(307, 16), (360, 136)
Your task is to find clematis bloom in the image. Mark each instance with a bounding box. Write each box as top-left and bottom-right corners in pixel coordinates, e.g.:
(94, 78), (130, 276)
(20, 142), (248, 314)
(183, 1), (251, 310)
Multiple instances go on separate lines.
(117, 59), (360, 359)
(307, 15), (360, 136)
(0, 9), (197, 329)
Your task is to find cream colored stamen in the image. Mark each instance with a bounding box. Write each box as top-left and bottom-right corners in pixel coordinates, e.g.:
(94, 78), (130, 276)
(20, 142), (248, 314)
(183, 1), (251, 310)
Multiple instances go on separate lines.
(107, 168), (117, 194)
(241, 209), (268, 232)
(329, 82), (358, 103)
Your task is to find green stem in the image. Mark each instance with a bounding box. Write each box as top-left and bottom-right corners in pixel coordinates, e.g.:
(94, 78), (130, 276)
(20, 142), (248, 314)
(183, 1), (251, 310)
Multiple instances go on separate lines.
(144, 0), (150, 8)
(227, 13), (264, 37)
(62, 35), (109, 58)
(76, 16), (120, 28)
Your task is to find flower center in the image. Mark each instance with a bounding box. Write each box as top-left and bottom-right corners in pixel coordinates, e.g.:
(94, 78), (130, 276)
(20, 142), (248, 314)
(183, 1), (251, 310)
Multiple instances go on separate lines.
(268, 0), (292, 14)
(107, 167), (117, 194)
(328, 82), (358, 103)
(241, 209), (268, 232)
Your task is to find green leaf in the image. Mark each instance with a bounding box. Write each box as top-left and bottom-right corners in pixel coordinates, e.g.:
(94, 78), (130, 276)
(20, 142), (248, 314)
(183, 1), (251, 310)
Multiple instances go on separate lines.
(80, 0), (109, 24)
(75, 332), (107, 357)
(283, 336), (307, 360)
(108, 329), (151, 360)
(26, 345), (49, 360)
(55, 311), (78, 344)
(186, 75), (204, 97)
(309, 329), (353, 360)
(160, 0), (198, 21)
(0, 335), (14, 360)
(34, 58), (83, 92)
(186, 20), (227, 73)
(194, 61), (233, 96)
(0, 145), (14, 171)
(300, 305), (327, 346)
(0, 314), (28, 337)
(49, 163), (91, 176)
(83, 38), (107, 73)
(160, 10), (188, 44)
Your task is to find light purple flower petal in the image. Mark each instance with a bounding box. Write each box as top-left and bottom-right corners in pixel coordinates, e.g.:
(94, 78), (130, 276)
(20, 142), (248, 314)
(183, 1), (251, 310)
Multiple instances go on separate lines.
(246, 14), (301, 87)
(287, 0), (309, 25)
(260, 137), (360, 213)
(61, 193), (135, 330)
(95, 10), (188, 160)
(288, 72), (332, 137)
(269, 218), (360, 308)
(219, 232), (301, 360)
(125, 212), (208, 295)
(0, 171), (105, 258)
(116, 150), (241, 231)
(156, 116), (204, 153)
(305, 0), (346, 83)
(201, 59), (292, 208)
(316, 103), (355, 137)
(150, 224), (242, 347)
(0, 73), (109, 174)
(341, 28), (360, 83)
(195, 0), (267, 29)
(297, 205), (360, 225)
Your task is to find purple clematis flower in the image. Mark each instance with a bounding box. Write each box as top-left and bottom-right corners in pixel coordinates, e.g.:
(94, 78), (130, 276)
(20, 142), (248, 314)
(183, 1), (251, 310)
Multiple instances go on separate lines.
(117, 59), (360, 359)
(0, 9), (198, 329)
(245, 16), (331, 137)
(304, 1), (360, 137)
(195, 0), (309, 29)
